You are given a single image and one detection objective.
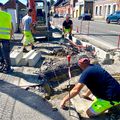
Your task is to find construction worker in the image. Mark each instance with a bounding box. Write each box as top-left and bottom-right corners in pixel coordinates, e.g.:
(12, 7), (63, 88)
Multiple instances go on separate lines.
(62, 14), (73, 40)
(60, 55), (120, 117)
(22, 9), (35, 52)
(0, 3), (14, 73)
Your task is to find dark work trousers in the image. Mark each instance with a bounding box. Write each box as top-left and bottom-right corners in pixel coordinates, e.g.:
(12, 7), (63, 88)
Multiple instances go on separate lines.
(62, 33), (72, 40)
(0, 40), (11, 70)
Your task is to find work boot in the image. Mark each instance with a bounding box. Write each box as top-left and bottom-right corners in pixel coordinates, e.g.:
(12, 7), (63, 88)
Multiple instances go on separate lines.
(62, 34), (64, 39)
(69, 34), (72, 40)
(23, 48), (29, 53)
(31, 45), (35, 50)
(5, 67), (14, 74)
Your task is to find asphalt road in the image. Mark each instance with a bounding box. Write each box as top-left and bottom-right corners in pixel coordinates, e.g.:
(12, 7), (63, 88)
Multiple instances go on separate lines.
(53, 18), (120, 48)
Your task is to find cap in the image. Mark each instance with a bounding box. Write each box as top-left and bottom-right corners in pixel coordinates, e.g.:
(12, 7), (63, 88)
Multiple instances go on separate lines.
(0, 3), (3, 7)
(78, 55), (90, 64)
(66, 14), (70, 18)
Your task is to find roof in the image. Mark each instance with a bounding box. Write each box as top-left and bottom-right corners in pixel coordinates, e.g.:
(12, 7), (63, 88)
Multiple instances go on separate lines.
(54, 0), (69, 7)
(54, 0), (64, 6)
(4, 0), (26, 9)
(61, 0), (69, 6)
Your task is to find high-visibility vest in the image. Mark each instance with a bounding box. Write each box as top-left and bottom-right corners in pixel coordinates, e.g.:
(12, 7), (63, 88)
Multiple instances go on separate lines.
(0, 11), (12, 40)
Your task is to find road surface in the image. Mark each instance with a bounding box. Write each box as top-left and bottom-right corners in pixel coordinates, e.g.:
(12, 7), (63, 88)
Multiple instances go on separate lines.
(53, 18), (120, 48)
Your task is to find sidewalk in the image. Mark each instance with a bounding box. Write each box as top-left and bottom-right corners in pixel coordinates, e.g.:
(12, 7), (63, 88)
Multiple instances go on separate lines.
(51, 21), (115, 51)
(0, 67), (78, 120)
(71, 18), (106, 23)
(94, 19), (106, 23)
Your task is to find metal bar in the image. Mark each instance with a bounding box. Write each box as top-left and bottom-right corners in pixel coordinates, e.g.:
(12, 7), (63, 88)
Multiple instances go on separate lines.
(67, 55), (71, 116)
(87, 21), (90, 35)
(68, 66), (71, 116)
(80, 20), (82, 34)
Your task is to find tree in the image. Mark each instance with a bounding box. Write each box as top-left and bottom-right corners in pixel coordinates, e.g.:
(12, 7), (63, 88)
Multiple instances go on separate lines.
(50, 0), (55, 6)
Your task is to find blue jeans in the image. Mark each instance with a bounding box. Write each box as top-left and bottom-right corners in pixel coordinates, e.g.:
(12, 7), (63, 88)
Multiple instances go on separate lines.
(0, 40), (11, 70)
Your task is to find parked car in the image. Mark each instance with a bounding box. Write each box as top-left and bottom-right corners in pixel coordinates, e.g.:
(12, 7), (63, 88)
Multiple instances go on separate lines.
(53, 13), (59, 18)
(78, 13), (92, 20)
(106, 11), (120, 24)
(59, 14), (64, 18)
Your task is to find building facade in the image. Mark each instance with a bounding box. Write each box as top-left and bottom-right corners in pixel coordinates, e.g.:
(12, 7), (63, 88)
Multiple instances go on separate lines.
(4, 0), (26, 32)
(54, 0), (70, 15)
(94, 0), (120, 20)
(74, 0), (94, 18)
(54, 0), (94, 18)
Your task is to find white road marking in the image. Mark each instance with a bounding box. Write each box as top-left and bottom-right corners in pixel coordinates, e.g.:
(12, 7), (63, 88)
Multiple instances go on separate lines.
(110, 30), (120, 34)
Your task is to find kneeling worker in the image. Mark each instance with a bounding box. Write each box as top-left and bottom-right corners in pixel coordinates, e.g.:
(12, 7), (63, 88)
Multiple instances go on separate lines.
(60, 55), (120, 117)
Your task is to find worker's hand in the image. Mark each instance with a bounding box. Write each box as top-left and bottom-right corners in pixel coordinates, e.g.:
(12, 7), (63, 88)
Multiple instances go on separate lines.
(60, 100), (66, 109)
(80, 94), (93, 101)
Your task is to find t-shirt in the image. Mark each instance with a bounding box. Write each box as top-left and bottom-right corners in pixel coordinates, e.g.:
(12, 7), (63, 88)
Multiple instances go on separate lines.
(79, 64), (120, 101)
(22, 15), (32, 31)
(63, 20), (73, 29)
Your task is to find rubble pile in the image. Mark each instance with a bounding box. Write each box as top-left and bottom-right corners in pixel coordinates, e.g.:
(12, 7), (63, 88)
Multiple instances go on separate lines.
(38, 41), (98, 87)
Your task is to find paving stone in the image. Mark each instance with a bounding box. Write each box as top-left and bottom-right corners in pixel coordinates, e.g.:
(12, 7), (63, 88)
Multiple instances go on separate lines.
(71, 94), (92, 118)
(28, 51), (41, 67)
(10, 50), (23, 66)
(0, 93), (9, 119)
(20, 50), (35, 66)
(1, 97), (15, 120)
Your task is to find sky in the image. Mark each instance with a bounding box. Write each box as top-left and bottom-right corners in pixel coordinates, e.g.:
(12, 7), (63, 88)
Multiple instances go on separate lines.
(1, 0), (27, 4)
(1, 0), (57, 4)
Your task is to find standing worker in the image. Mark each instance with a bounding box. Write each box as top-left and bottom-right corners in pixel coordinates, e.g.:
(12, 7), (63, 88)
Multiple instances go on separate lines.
(0, 3), (14, 73)
(22, 9), (35, 52)
(60, 55), (120, 117)
(62, 14), (73, 40)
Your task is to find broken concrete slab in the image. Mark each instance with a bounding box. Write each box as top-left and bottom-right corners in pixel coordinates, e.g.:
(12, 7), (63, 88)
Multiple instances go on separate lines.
(71, 95), (92, 118)
(20, 50), (35, 66)
(28, 51), (41, 67)
(10, 50), (23, 66)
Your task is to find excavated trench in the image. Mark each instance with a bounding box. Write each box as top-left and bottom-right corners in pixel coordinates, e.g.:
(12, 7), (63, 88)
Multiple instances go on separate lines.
(34, 39), (120, 119)
(37, 41), (97, 96)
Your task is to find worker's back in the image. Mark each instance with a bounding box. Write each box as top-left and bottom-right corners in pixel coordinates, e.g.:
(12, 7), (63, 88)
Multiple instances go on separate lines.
(22, 14), (32, 31)
(0, 10), (11, 40)
(79, 64), (120, 101)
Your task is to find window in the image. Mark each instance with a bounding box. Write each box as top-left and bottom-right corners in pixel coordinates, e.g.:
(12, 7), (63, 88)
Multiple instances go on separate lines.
(113, 5), (116, 13)
(108, 5), (111, 15)
(99, 6), (102, 16)
(95, 6), (98, 15)
(116, 11), (120, 14)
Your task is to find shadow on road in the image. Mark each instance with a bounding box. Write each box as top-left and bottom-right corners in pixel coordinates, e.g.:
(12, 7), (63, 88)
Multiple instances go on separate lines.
(0, 80), (66, 120)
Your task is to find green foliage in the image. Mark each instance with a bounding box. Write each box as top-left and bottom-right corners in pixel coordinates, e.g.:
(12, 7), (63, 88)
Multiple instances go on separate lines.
(50, 0), (55, 6)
